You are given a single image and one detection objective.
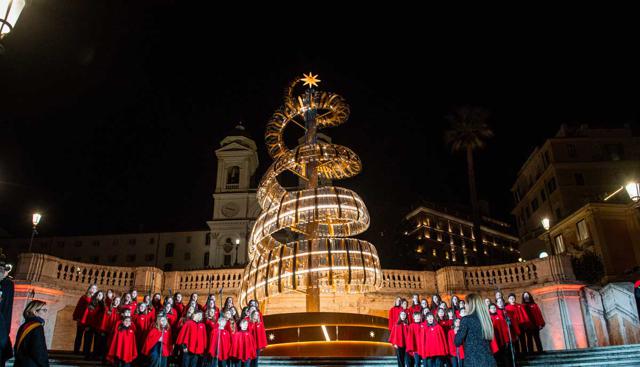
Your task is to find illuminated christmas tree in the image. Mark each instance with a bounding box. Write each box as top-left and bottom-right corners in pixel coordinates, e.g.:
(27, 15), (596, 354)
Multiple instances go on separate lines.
(240, 73), (382, 308)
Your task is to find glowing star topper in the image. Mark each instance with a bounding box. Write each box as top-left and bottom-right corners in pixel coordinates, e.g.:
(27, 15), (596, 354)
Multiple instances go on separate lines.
(300, 72), (320, 88)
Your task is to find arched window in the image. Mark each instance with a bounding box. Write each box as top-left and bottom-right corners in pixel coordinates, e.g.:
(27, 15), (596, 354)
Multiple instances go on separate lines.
(227, 166), (240, 185)
(165, 242), (175, 257)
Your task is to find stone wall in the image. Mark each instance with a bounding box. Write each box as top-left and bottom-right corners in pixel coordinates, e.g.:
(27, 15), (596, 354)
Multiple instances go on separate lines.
(9, 252), (640, 352)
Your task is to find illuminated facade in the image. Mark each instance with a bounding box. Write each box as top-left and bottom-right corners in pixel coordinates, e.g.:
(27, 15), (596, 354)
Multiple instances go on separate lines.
(239, 74), (383, 305)
(511, 124), (640, 259)
(399, 203), (520, 269)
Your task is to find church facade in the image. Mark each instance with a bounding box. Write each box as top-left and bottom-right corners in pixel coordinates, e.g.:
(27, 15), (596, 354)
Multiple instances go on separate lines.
(1, 123), (260, 271)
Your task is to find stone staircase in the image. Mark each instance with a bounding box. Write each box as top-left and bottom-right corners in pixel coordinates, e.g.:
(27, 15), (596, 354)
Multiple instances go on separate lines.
(6, 345), (640, 367)
(517, 344), (640, 366)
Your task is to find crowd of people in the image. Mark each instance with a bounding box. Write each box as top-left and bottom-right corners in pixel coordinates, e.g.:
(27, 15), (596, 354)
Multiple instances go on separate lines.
(388, 291), (545, 367)
(70, 285), (267, 367)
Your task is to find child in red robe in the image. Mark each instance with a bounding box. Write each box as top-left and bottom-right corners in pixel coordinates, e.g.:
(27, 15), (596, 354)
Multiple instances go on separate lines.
(133, 302), (153, 353)
(163, 303), (178, 332)
(506, 293), (529, 353)
(388, 297), (403, 332)
(250, 310), (267, 367)
(422, 312), (448, 367)
(389, 310), (409, 367)
(87, 291), (106, 360)
(522, 291), (545, 353)
(73, 284), (97, 355)
(174, 293), (185, 317)
(490, 303), (513, 366)
(437, 308), (452, 333)
(405, 312), (424, 367)
(120, 293), (136, 315)
(409, 294), (422, 315)
(447, 318), (464, 367)
(142, 313), (172, 367)
(176, 311), (207, 367)
(205, 309), (217, 334)
(130, 290), (139, 308)
(107, 316), (137, 367)
(208, 317), (232, 367)
(231, 319), (256, 367)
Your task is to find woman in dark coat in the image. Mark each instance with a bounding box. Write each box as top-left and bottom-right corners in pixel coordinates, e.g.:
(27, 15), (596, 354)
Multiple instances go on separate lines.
(454, 293), (496, 367)
(14, 300), (49, 367)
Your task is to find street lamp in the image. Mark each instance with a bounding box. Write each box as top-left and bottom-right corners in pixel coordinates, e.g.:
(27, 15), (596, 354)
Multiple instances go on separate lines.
(234, 238), (240, 265)
(0, 0), (26, 53)
(626, 182), (639, 203)
(541, 217), (554, 255)
(28, 212), (41, 252)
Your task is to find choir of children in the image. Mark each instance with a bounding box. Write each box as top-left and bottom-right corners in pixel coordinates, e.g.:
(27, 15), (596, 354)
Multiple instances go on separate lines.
(388, 291), (545, 367)
(72, 285), (268, 367)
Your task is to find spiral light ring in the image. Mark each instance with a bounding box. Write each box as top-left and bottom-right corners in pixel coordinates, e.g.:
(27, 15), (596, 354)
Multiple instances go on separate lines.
(239, 76), (382, 305)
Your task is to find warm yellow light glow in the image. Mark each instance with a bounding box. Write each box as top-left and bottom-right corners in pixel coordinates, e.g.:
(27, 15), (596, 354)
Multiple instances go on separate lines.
(32, 213), (42, 226)
(0, 0), (26, 36)
(300, 72), (321, 88)
(239, 75), (382, 304)
(235, 238), (240, 245)
(626, 182), (640, 202)
(268, 333), (275, 341)
(604, 186), (624, 201)
(321, 325), (330, 342)
(541, 217), (550, 231)
(539, 252), (549, 258)
(369, 330), (375, 338)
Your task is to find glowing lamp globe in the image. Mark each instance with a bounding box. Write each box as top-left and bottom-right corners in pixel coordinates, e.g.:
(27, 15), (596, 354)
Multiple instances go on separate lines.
(626, 182), (639, 202)
(539, 251), (549, 258)
(0, 0), (26, 37)
(32, 212), (42, 226)
(541, 217), (550, 231)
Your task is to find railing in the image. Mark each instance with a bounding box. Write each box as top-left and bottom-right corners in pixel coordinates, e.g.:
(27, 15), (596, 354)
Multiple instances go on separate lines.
(14, 253), (575, 297)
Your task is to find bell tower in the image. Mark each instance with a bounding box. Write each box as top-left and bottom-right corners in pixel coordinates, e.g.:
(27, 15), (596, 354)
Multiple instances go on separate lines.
(206, 122), (260, 268)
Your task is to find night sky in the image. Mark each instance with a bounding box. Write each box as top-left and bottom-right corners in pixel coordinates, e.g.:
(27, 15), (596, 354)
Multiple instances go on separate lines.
(1, 2), (638, 260)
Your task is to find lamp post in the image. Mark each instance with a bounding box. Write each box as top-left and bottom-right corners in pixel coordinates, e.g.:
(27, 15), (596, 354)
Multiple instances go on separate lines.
(27, 212), (42, 252)
(626, 182), (639, 206)
(541, 217), (554, 255)
(0, 0), (27, 53)
(234, 238), (240, 266)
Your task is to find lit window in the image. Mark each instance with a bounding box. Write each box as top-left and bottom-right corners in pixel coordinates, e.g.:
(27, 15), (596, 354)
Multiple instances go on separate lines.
(554, 235), (565, 253)
(576, 219), (590, 241)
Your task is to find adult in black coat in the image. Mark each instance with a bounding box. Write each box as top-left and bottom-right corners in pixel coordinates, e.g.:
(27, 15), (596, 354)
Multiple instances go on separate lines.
(13, 300), (49, 367)
(0, 258), (14, 367)
(455, 293), (497, 367)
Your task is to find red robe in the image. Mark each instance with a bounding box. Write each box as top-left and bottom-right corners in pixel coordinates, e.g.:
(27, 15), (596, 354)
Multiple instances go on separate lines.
(504, 304), (526, 336)
(422, 322), (448, 357)
(409, 304), (422, 316)
(205, 319), (217, 334)
(133, 313), (153, 346)
(107, 326), (138, 363)
(490, 312), (511, 347)
(176, 320), (207, 354)
(252, 320), (268, 350)
(119, 303), (136, 315)
(207, 326), (232, 360)
(447, 329), (464, 359)
(142, 327), (172, 357)
(405, 322), (425, 357)
(166, 310), (179, 330)
(230, 330), (256, 362)
(87, 304), (104, 330)
(438, 319), (453, 333)
(99, 307), (120, 334)
(388, 323), (409, 348)
(388, 306), (403, 331)
(72, 295), (91, 325)
(523, 302), (545, 330)
(175, 302), (185, 317)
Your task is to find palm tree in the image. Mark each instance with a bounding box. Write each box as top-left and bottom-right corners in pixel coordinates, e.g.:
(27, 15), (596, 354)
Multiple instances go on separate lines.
(445, 106), (494, 254)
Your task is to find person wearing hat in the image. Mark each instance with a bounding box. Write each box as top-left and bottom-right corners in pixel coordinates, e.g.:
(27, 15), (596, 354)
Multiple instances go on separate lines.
(0, 255), (14, 367)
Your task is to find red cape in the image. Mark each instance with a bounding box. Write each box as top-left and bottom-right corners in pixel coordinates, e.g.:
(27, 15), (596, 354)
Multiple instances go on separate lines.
(490, 312), (511, 347)
(439, 319), (453, 333)
(252, 321), (268, 350)
(422, 323), (448, 357)
(230, 330), (256, 362)
(502, 305), (522, 336)
(447, 329), (464, 359)
(166, 310), (179, 330)
(175, 303), (185, 317)
(119, 303), (137, 315)
(405, 322), (425, 357)
(388, 323), (409, 348)
(388, 306), (403, 331)
(99, 307), (121, 333)
(408, 304), (422, 316)
(133, 313), (153, 345)
(87, 304), (105, 330)
(176, 320), (207, 354)
(72, 295), (91, 324)
(107, 326), (138, 363)
(142, 328), (172, 357)
(207, 327), (232, 360)
(523, 303), (545, 329)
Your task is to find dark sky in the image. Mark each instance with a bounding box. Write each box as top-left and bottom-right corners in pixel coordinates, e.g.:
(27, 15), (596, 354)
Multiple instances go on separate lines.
(1, 2), (638, 256)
